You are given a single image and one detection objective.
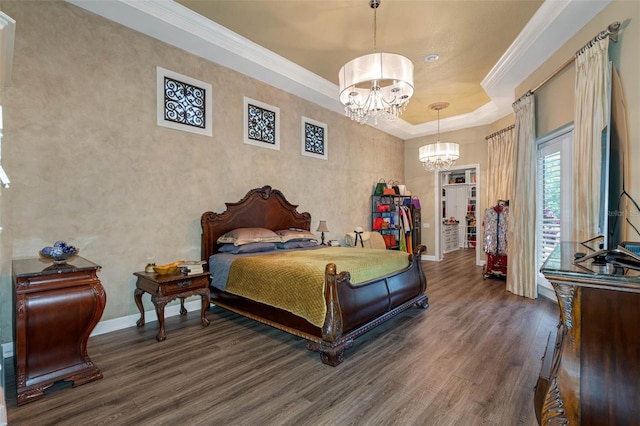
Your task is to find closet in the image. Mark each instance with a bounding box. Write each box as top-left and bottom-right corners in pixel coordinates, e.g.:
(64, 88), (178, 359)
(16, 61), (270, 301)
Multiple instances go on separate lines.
(441, 168), (477, 251)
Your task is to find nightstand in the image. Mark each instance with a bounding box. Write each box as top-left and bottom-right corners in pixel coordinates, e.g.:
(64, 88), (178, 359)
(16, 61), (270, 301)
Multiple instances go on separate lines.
(133, 270), (211, 341)
(12, 256), (106, 405)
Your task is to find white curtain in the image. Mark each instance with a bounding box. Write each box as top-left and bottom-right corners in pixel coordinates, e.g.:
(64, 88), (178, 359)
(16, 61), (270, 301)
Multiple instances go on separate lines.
(487, 127), (514, 205)
(507, 93), (537, 299)
(572, 38), (610, 243)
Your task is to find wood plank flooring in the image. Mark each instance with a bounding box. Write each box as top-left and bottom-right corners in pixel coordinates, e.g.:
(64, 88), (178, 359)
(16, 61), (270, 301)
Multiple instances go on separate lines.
(5, 249), (557, 425)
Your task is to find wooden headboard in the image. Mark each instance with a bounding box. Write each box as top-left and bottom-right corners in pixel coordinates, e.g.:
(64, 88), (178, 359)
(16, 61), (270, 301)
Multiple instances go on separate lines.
(201, 185), (312, 261)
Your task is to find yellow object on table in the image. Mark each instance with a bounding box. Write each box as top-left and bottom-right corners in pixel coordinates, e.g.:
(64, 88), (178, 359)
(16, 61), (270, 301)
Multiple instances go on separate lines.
(152, 261), (183, 275)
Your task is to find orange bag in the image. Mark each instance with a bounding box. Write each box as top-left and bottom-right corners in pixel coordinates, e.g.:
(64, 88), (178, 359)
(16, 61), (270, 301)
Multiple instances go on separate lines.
(382, 234), (397, 248)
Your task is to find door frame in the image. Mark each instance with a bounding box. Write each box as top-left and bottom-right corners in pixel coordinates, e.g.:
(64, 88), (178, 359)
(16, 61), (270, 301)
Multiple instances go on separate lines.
(434, 163), (481, 265)
(536, 124), (573, 300)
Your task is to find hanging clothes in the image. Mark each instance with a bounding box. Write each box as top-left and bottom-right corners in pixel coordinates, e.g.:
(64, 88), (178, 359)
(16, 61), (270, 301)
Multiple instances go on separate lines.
(399, 206), (413, 253)
(483, 203), (509, 256)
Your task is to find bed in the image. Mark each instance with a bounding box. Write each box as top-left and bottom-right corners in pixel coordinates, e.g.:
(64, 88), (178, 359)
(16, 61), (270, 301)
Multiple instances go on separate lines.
(201, 185), (428, 366)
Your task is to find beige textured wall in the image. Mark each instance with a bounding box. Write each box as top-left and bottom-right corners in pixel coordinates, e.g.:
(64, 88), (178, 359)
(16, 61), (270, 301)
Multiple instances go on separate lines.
(0, 1), (404, 343)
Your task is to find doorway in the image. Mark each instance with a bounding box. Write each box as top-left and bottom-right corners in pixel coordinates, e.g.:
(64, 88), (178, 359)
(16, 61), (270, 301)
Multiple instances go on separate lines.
(435, 163), (481, 265)
(536, 125), (573, 299)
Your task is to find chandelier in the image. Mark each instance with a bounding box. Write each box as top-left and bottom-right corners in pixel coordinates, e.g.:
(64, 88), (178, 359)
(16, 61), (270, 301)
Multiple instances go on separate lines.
(419, 102), (460, 171)
(338, 0), (414, 125)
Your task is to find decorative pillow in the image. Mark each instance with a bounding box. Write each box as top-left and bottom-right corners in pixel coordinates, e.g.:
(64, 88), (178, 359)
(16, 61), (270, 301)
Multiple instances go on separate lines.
(219, 242), (279, 254)
(277, 240), (319, 250)
(275, 228), (318, 243)
(217, 227), (281, 246)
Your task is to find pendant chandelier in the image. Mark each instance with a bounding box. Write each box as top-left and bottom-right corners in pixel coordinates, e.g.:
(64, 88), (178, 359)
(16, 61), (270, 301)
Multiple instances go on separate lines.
(338, 0), (414, 125)
(419, 102), (460, 171)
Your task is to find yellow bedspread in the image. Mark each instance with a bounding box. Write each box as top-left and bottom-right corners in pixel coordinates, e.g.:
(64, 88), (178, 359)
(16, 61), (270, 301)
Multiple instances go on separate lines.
(225, 247), (411, 328)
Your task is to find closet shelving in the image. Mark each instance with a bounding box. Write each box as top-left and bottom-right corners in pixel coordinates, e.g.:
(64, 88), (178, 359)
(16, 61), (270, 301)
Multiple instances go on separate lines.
(441, 170), (477, 249)
(466, 184), (477, 248)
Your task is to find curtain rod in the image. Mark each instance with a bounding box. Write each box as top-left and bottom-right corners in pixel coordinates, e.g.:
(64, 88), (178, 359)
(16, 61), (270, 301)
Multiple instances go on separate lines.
(485, 124), (514, 140)
(528, 21), (620, 95)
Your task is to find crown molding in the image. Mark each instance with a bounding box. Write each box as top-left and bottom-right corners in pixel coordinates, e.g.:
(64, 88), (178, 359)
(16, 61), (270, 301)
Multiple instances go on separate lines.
(482, 0), (611, 115)
(68, 0), (609, 140)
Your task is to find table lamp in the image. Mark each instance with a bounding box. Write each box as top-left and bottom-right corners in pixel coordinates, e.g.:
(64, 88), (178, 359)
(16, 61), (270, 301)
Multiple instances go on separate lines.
(316, 220), (330, 245)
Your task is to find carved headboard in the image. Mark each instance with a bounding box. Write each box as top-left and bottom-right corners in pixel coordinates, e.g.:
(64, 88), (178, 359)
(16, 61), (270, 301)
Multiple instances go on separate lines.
(201, 185), (312, 261)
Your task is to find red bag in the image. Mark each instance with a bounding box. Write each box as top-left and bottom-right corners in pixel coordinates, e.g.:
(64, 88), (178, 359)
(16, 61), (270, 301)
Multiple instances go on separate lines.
(377, 205), (390, 212)
(373, 217), (384, 230)
(382, 234), (397, 248)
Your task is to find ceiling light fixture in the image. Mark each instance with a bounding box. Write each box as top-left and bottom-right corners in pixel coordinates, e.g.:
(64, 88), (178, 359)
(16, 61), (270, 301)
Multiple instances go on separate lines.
(424, 53), (439, 63)
(419, 102), (460, 171)
(338, 0), (414, 125)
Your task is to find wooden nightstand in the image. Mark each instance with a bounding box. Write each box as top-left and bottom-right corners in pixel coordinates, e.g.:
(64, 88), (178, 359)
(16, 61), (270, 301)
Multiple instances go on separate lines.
(133, 270), (211, 341)
(12, 256), (106, 405)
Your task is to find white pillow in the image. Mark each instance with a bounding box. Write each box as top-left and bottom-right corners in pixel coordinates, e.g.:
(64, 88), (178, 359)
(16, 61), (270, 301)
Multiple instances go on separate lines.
(217, 227), (281, 246)
(275, 229), (318, 243)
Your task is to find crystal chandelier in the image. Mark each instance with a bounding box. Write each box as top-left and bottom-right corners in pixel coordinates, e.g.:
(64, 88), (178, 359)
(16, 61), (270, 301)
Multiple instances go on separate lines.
(419, 103), (460, 171)
(338, 0), (414, 125)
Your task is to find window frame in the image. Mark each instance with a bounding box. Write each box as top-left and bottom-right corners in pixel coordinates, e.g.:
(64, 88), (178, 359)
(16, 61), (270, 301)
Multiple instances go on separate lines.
(536, 124), (573, 292)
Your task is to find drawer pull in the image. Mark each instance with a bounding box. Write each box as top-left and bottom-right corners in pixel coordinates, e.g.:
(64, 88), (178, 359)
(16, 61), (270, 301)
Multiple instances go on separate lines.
(176, 280), (192, 288)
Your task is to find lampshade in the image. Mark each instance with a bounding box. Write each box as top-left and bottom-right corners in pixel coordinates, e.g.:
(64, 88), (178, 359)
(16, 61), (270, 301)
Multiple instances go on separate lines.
(316, 220), (330, 233)
(338, 0), (414, 125)
(419, 143), (460, 171)
(419, 102), (460, 171)
(339, 52), (414, 125)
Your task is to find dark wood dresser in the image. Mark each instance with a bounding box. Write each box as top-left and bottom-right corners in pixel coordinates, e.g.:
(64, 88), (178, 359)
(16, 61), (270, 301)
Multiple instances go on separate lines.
(12, 256), (106, 405)
(537, 243), (640, 424)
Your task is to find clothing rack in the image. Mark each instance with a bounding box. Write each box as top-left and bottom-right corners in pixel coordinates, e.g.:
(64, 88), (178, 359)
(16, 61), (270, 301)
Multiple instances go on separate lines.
(482, 201), (509, 279)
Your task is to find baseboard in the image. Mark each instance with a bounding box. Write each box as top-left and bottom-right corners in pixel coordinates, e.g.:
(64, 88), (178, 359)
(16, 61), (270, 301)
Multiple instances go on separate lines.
(422, 255), (485, 265)
(91, 299), (203, 337)
(1, 299), (203, 359)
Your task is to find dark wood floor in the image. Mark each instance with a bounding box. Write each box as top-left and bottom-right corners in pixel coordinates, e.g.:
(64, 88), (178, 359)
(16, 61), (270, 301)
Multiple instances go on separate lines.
(5, 249), (557, 425)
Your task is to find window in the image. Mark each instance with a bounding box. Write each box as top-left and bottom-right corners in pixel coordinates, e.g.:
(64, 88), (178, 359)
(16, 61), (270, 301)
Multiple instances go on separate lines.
(538, 150), (560, 263)
(536, 125), (573, 291)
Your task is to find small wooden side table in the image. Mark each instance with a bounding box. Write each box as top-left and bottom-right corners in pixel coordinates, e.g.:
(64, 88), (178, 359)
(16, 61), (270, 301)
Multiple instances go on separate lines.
(12, 256), (106, 405)
(133, 270), (211, 341)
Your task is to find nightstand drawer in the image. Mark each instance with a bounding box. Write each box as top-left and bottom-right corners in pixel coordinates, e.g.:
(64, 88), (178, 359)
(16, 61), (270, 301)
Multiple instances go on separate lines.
(159, 274), (209, 296)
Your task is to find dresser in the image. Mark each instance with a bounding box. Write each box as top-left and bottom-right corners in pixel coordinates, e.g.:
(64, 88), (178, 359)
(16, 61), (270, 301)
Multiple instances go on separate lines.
(12, 257), (106, 405)
(537, 243), (640, 424)
(442, 223), (459, 253)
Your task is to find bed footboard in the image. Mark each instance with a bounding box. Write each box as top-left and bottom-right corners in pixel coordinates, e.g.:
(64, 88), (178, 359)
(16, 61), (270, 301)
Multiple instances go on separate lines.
(307, 245), (428, 366)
